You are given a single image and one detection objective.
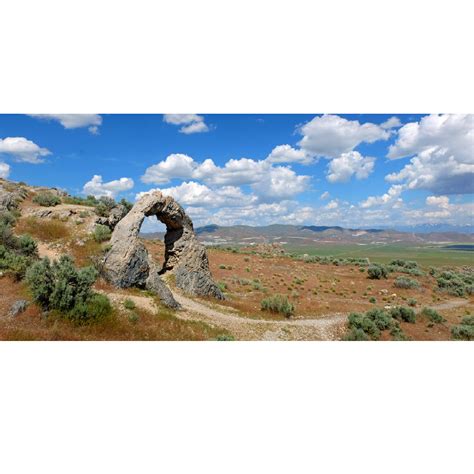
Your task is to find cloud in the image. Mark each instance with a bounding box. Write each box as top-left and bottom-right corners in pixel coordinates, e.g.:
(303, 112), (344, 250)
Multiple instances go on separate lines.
(141, 154), (310, 201)
(426, 195), (450, 209)
(386, 114), (474, 194)
(297, 114), (390, 159)
(0, 162), (10, 178)
(163, 114), (210, 134)
(380, 116), (402, 129)
(325, 199), (339, 210)
(83, 175), (134, 198)
(29, 114), (102, 133)
(326, 151), (375, 183)
(0, 137), (51, 163)
(320, 191), (330, 200)
(142, 153), (196, 184)
(266, 144), (312, 164)
(360, 184), (404, 209)
(137, 181), (256, 208)
(252, 166), (310, 201)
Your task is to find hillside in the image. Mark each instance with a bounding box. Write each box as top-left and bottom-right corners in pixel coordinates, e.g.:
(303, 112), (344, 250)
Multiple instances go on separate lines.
(1, 178), (473, 341)
(142, 223), (474, 246)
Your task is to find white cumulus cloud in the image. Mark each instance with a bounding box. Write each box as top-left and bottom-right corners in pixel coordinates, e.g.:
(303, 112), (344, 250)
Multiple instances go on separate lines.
(29, 114), (102, 134)
(386, 114), (474, 194)
(326, 151), (375, 183)
(381, 116), (402, 129)
(83, 175), (134, 198)
(0, 137), (51, 163)
(163, 114), (210, 134)
(0, 162), (10, 178)
(320, 191), (330, 200)
(266, 144), (312, 164)
(137, 181), (256, 208)
(360, 184), (404, 209)
(298, 114), (390, 159)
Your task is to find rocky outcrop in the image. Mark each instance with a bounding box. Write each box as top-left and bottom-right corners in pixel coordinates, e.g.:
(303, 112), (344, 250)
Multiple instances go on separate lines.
(103, 191), (223, 308)
(95, 204), (129, 230)
(0, 181), (28, 211)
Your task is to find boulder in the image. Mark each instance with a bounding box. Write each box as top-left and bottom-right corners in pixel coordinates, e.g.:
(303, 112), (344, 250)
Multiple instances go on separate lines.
(103, 191), (224, 307)
(8, 300), (29, 317)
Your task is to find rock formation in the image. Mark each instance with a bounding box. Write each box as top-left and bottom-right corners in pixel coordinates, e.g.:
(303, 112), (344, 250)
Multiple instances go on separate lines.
(102, 191), (224, 308)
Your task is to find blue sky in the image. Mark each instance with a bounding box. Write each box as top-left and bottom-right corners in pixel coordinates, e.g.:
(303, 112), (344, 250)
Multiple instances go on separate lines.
(0, 114), (472, 230)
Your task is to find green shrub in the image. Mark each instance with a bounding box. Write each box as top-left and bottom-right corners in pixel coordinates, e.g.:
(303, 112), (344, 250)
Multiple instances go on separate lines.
(25, 255), (105, 322)
(0, 249), (30, 280)
(365, 308), (393, 330)
(94, 196), (116, 217)
(348, 312), (380, 339)
(128, 312), (139, 324)
(367, 264), (388, 280)
(369, 296), (376, 304)
(16, 234), (38, 257)
(261, 294), (294, 318)
(217, 281), (227, 292)
(389, 259), (418, 269)
(451, 316), (474, 340)
(407, 298), (417, 307)
(33, 192), (61, 207)
(93, 224), (112, 242)
(421, 307), (445, 323)
(123, 298), (136, 310)
(389, 306), (416, 323)
(218, 264), (226, 269)
(436, 271), (473, 297)
(394, 276), (420, 289)
(344, 328), (370, 341)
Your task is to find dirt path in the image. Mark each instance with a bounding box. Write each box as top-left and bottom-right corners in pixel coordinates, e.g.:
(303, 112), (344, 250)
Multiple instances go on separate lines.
(102, 288), (471, 341)
(103, 288), (347, 340)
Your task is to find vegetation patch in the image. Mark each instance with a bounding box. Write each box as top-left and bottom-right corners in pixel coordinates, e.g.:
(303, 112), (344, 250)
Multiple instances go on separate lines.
(25, 255), (112, 323)
(345, 306), (412, 341)
(394, 276), (420, 289)
(367, 264), (388, 280)
(436, 271), (474, 297)
(93, 224), (112, 242)
(451, 316), (474, 341)
(261, 294), (294, 318)
(16, 216), (70, 242)
(421, 307), (445, 323)
(33, 192), (61, 207)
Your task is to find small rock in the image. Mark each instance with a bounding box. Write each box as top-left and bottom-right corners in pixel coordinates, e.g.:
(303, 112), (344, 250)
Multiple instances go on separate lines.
(8, 300), (29, 317)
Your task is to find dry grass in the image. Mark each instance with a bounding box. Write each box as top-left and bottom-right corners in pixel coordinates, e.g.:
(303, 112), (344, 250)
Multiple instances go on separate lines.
(69, 238), (104, 267)
(15, 216), (70, 242)
(0, 276), (231, 341)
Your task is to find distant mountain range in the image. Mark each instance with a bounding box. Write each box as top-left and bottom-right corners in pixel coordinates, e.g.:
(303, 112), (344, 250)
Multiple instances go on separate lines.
(142, 223), (474, 246)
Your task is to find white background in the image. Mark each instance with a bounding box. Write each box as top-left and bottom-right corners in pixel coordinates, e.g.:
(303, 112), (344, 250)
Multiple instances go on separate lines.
(1, 1), (473, 473)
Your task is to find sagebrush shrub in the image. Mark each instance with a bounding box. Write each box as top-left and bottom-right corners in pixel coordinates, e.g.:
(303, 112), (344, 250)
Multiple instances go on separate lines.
(389, 306), (416, 323)
(451, 316), (474, 341)
(261, 294), (294, 318)
(33, 192), (61, 207)
(25, 255), (107, 322)
(421, 307), (445, 323)
(394, 277), (420, 289)
(93, 224), (112, 242)
(367, 264), (388, 280)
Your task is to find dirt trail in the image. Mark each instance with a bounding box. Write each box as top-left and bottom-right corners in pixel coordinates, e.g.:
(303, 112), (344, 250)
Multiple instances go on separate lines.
(104, 288), (347, 340)
(102, 288), (471, 341)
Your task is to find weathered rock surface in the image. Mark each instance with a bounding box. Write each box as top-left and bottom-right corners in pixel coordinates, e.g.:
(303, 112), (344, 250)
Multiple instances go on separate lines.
(103, 191), (223, 308)
(95, 204), (129, 230)
(8, 300), (29, 317)
(0, 181), (27, 211)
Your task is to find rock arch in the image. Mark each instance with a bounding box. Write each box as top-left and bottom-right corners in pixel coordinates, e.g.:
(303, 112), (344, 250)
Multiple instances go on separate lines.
(102, 191), (224, 308)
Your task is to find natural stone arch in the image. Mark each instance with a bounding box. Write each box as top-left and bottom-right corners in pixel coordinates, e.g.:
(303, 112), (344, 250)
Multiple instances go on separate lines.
(102, 191), (224, 308)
